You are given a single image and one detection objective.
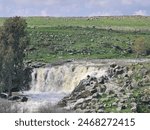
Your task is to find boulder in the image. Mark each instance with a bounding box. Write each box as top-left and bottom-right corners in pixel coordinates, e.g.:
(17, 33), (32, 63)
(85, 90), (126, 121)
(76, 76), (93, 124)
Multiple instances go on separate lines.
(21, 96), (28, 102)
(0, 93), (8, 99)
(8, 95), (21, 101)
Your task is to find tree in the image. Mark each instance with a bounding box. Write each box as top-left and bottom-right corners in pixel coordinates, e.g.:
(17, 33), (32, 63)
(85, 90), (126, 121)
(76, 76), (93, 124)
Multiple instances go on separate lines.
(132, 37), (150, 57)
(0, 16), (29, 96)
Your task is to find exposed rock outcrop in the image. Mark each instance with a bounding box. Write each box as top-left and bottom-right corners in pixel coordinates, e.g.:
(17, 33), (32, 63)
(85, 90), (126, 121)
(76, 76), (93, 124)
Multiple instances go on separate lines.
(58, 63), (150, 113)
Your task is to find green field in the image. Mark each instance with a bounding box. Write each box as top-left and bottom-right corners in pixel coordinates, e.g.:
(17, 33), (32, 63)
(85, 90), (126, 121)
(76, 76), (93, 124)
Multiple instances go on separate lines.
(1, 16), (150, 63)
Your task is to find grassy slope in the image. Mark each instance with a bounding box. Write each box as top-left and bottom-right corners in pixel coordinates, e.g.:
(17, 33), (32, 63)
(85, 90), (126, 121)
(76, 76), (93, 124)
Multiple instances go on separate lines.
(1, 16), (150, 63)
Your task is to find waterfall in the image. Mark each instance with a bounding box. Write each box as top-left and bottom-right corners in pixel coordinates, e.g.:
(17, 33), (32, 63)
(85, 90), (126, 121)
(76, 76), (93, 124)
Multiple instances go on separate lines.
(30, 63), (107, 93)
(17, 62), (107, 112)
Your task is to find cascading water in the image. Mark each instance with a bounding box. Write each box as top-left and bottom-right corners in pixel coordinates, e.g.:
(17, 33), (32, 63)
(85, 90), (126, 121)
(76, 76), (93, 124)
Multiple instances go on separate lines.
(30, 63), (107, 93)
(19, 62), (107, 112)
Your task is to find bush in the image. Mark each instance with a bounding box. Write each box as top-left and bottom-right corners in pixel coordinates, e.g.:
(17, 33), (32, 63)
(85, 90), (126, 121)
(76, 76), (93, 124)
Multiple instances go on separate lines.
(132, 37), (150, 57)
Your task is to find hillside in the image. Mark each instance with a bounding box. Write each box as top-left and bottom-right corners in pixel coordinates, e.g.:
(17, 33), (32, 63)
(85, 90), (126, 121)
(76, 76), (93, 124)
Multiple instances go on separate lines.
(0, 16), (150, 63)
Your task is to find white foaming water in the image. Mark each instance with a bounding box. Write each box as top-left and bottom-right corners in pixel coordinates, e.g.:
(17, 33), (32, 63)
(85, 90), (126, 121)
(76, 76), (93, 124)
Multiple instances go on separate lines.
(20, 63), (107, 112)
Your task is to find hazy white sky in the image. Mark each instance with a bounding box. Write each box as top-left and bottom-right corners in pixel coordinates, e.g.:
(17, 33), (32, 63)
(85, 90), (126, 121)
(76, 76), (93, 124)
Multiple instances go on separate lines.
(0, 0), (150, 17)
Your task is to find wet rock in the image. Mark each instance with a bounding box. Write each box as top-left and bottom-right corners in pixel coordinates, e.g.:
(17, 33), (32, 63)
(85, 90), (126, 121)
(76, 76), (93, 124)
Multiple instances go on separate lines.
(8, 96), (21, 101)
(0, 93), (8, 99)
(21, 96), (28, 102)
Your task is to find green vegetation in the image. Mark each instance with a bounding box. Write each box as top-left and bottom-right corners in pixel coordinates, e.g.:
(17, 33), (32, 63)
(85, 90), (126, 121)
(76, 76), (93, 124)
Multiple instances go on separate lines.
(1, 16), (150, 63)
(27, 26), (150, 62)
(0, 17), (29, 95)
(132, 37), (150, 57)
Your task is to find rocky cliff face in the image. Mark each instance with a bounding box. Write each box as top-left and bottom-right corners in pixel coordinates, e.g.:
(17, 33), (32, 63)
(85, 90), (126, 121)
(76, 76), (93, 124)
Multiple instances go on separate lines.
(58, 62), (150, 113)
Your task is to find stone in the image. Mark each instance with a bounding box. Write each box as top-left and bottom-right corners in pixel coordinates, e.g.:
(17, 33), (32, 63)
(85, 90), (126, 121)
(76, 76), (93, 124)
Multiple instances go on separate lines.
(0, 93), (8, 99)
(92, 92), (100, 98)
(116, 69), (124, 75)
(110, 63), (117, 68)
(116, 107), (122, 112)
(8, 95), (21, 101)
(112, 102), (117, 106)
(130, 98), (136, 102)
(98, 77), (105, 84)
(75, 108), (83, 113)
(119, 88), (125, 94)
(85, 96), (93, 102)
(58, 100), (67, 107)
(141, 95), (150, 104)
(91, 98), (98, 104)
(76, 90), (92, 99)
(108, 90), (115, 95)
(123, 73), (129, 78)
(131, 102), (137, 112)
(100, 85), (107, 93)
(98, 104), (104, 109)
(84, 109), (92, 113)
(74, 98), (85, 107)
(140, 68), (148, 76)
(90, 89), (98, 94)
(73, 80), (87, 93)
(21, 96), (28, 102)
(131, 107), (137, 112)
(90, 80), (98, 88)
(31, 62), (46, 68)
(81, 103), (87, 109)
(120, 98), (127, 103)
(97, 109), (104, 113)
(86, 106), (90, 109)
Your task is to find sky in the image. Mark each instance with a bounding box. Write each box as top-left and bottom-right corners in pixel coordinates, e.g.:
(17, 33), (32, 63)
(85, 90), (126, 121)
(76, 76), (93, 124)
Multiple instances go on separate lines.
(0, 0), (150, 17)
